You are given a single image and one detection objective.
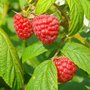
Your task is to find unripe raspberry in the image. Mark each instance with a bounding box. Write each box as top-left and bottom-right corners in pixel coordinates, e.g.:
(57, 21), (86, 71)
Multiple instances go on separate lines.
(32, 15), (60, 44)
(14, 13), (33, 40)
(53, 57), (77, 83)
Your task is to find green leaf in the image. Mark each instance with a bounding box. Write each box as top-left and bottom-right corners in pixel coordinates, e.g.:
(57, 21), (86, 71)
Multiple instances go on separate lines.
(25, 58), (40, 68)
(22, 42), (47, 63)
(66, 0), (84, 35)
(0, 29), (23, 90)
(80, 0), (90, 20)
(26, 60), (58, 90)
(61, 41), (90, 75)
(58, 81), (88, 90)
(35, 0), (56, 15)
(19, 0), (27, 9)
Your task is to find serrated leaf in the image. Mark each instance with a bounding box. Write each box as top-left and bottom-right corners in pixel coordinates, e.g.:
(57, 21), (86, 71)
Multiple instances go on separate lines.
(22, 42), (47, 63)
(26, 60), (58, 90)
(67, 0), (84, 35)
(0, 29), (23, 90)
(35, 0), (56, 15)
(80, 0), (90, 20)
(61, 41), (90, 75)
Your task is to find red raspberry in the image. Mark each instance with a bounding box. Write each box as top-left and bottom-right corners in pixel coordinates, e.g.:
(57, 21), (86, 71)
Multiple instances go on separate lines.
(14, 13), (33, 40)
(53, 57), (77, 83)
(32, 15), (60, 44)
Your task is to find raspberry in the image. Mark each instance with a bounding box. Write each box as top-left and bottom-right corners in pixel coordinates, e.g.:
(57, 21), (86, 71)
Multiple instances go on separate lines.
(32, 15), (60, 44)
(14, 13), (33, 40)
(53, 57), (77, 83)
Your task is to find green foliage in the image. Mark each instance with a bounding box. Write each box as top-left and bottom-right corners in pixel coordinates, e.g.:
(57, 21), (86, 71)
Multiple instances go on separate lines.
(80, 0), (90, 20)
(35, 0), (56, 15)
(66, 0), (84, 35)
(26, 60), (58, 90)
(0, 29), (23, 90)
(19, 0), (27, 9)
(22, 41), (47, 63)
(61, 41), (90, 75)
(0, 0), (90, 90)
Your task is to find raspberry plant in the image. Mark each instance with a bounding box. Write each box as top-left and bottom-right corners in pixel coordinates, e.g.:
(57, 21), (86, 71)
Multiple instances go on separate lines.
(0, 0), (90, 90)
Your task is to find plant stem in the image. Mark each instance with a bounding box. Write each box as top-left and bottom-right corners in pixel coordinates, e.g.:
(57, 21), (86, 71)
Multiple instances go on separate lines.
(72, 33), (90, 48)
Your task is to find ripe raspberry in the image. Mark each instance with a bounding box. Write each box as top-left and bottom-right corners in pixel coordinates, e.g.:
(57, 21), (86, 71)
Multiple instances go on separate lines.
(32, 15), (60, 44)
(14, 13), (33, 40)
(53, 57), (77, 83)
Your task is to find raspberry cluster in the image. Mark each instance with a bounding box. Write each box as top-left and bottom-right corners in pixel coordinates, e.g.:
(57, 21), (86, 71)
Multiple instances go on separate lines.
(14, 13), (77, 84)
(53, 57), (77, 83)
(14, 14), (60, 44)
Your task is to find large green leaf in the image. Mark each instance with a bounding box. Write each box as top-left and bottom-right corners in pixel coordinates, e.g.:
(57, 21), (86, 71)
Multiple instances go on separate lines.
(80, 0), (90, 20)
(22, 42), (47, 63)
(35, 0), (56, 15)
(26, 60), (58, 90)
(61, 41), (90, 75)
(0, 29), (23, 90)
(67, 0), (84, 35)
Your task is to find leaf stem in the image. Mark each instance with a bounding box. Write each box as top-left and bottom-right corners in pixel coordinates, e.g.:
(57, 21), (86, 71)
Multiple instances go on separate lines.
(72, 33), (90, 48)
(22, 40), (27, 48)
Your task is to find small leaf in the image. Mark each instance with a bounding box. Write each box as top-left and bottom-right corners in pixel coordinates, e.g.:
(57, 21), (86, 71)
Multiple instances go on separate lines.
(35, 0), (56, 15)
(66, 0), (84, 35)
(61, 41), (90, 75)
(0, 29), (24, 90)
(26, 58), (40, 68)
(22, 42), (47, 63)
(26, 60), (58, 90)
(80, 0), (90, 20)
